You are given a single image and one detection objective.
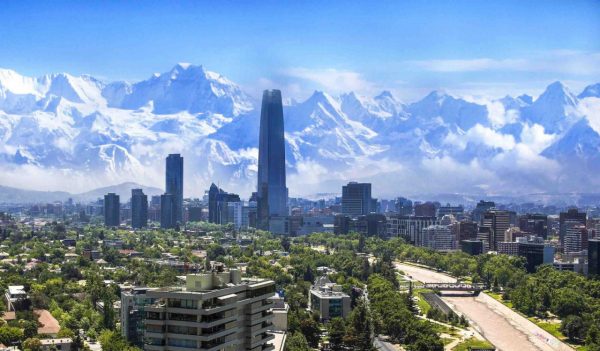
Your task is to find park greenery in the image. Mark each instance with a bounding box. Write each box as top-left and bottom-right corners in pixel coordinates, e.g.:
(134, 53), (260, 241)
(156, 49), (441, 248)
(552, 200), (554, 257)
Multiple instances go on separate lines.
(0, 215), (599, 350)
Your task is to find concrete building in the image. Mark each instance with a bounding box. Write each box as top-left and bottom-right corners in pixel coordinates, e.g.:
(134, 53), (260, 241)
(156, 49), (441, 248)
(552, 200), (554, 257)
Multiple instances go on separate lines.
(387, 216), (439, 245)
(297, 216), (335, 235)
(268, 294), (288, 331)
(423, 225), (454, 251)
(350, 214), (387, 238)
(309, 277), (351, 321)
(414, 202), (436, 217)
(559, 209), (586, 248)
(519, 214), (548, 239)
(472, 200), (495, 223)
(40, 338), (72, 351)
(104, 193), (120, 227)
(141, 268), (276, 351)
(461, 240), (484, 255)
(564, 221), (588, 253)
(482, 210), (513, 251)
(341, 182), (372, 217)
(5, 285), (29, 311)
(121, 287), (158, 347)
(437, 205), (464, 220)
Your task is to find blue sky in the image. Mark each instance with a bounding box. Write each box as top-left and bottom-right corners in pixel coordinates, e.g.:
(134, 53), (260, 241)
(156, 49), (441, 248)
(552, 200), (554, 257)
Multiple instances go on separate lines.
(1, 0), (599, 100)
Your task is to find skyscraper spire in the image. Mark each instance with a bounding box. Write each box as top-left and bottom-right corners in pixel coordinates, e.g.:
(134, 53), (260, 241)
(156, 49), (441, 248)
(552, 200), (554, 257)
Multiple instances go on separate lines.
(257, 89), (288, 231)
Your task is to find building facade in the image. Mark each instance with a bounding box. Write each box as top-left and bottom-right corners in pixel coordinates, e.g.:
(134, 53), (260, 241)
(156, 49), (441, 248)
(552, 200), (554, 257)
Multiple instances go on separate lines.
(131, 189), (148, 229)
(160, 193), (176, 229)
(309, 277), (351, 321)
(341, 182), (372, 217)
(166, 154), (184, 225)
(141, 270), (276, 351)
(257, 90), (288, 232)
(104, 193), (120, 227)
(589, 238), (600, 276)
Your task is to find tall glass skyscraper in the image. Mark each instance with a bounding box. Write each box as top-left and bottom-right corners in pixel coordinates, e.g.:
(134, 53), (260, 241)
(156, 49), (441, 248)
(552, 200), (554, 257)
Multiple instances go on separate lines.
(165, 154), (184, 224)
(131, 188), (148, 229)
(257, 90), (288, 230)
(104, 192), (120, 227)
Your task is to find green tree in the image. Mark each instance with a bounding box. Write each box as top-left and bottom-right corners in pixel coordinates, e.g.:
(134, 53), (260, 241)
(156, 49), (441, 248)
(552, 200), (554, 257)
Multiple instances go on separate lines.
(552, 288), (586, 318)
(22, 337), (42, 351)
(561, 315), (585, 341)
(346, 298), (374, 351)
(328, 317), (347, 351)
(299, 315), (321, 348)
(285, 331), (311, 351)
(22, 320), (38, 339)
(0, 325), (24, 346)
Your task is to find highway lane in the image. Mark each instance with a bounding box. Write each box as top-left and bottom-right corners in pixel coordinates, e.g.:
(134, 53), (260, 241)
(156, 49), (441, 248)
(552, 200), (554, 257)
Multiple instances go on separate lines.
(395, 262), (574, 351)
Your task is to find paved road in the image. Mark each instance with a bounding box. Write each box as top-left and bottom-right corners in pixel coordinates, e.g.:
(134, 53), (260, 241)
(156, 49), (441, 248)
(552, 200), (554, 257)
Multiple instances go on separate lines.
(395, 262), (574, 351)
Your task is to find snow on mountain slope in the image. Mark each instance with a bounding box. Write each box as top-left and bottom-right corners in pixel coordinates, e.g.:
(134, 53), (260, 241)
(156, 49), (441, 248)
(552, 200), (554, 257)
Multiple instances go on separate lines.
(105, 63), (254, 116)
(579, 83), (600, 99)
(0, 64), (598, 197)
(522, 81), (580, 134)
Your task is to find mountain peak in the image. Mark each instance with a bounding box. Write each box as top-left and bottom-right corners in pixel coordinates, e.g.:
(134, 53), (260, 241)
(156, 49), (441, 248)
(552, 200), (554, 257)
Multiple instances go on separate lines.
(375, 90), (395, 100)
(579, 83), (600, 99)
(535, 81), (577, 107)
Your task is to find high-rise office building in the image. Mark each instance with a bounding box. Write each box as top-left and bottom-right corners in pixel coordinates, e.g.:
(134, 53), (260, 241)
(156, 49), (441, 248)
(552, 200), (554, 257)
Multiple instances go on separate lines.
(423, 225), (454, 251)
(257, 90), (288, 231)
(341, 182), (372, 217)
(482, 210), (512, 251)
(104, 193), (120, 227)
(589, 238), (600, 277)
(160, 193), (175, 229)
(414, 202), (436, 217)
(165, 154), (184, 225)
(564, 221), (588, 253)
(395, 197), (413, 215)
(559, 209), (586, 248)
(208, 183), (221, 224)
(472, 200), (495, 223)
(519, 214), (548, 239)
(131, 189), (148, 229)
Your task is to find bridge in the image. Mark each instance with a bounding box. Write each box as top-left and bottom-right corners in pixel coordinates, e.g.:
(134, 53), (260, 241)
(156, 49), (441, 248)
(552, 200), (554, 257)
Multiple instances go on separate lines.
(400, 281), (486, 294)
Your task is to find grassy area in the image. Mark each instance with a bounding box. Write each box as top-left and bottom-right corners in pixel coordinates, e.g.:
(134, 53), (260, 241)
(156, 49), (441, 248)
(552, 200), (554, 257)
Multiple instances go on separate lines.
(452, 337), (495, 351)
(528, 317), (563, 339)
(415, 288), (434, 315)
(485, 290), (513, 308)
(442, 337), (454, 345)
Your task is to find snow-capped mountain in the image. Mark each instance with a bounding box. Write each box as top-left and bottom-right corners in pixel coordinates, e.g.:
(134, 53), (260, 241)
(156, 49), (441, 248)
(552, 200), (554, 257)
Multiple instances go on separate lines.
(0, 64), (598, 198)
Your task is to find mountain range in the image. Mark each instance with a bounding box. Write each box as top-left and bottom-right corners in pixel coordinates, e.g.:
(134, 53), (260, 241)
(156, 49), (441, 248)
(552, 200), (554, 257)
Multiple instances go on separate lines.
(0, 63), (599, 200)
(0, 182), (162, 204)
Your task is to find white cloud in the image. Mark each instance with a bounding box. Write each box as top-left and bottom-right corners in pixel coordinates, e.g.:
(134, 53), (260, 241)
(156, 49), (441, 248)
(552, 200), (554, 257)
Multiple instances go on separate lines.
(283, 67), (378, 95)
(519, 123), (556, 153)
(409, 51), (600, 75)
(578, 97), (600, 134)
(445, 124), (516, 150)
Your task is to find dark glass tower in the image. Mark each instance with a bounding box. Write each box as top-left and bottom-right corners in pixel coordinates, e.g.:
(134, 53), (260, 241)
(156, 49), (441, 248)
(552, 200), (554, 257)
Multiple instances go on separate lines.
(104, 193), (120, 227)
(131, 188), (148, 229)
(160, 193), (175, 229)
(257, 89), (288, 230)
(165, 154), (184, 224)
